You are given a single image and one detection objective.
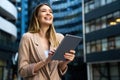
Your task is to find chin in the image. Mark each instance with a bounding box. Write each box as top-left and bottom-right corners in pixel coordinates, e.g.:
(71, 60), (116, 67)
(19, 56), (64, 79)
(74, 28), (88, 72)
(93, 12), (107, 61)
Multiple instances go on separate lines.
(46, 22), (52, 25)
(45, 23), (52, 26)
(42, 21), (52, 26)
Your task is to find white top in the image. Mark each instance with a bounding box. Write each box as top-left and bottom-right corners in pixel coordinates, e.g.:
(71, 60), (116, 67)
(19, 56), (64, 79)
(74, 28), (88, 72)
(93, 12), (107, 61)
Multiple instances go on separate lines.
(44, 50), (49, 58)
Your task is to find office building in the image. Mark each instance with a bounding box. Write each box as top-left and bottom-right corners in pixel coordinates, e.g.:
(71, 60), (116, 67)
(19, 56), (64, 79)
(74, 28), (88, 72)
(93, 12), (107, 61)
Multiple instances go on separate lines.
(0, 0), (17, 79)
(16, 0), (29, 42)
(83, 0), (120, 80)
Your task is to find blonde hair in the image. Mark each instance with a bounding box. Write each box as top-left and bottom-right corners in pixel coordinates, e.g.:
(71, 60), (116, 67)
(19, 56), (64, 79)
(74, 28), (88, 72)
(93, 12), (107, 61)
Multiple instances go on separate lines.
(28, 3), (59, 47)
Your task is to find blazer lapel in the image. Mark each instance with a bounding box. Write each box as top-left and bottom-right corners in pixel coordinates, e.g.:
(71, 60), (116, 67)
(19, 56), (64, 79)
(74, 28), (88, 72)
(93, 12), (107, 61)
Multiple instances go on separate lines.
(32, 33), (46, 61)
(32, 33), (51, 75)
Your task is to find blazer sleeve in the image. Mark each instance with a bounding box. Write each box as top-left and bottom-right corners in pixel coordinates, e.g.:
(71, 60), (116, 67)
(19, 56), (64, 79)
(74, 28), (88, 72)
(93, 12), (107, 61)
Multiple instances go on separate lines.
(58, 61), (68, 76)
(18, 33), (37, 77)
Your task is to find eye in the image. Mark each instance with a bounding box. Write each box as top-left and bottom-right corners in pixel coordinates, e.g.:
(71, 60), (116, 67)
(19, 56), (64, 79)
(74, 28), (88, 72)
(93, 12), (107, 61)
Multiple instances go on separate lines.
(49, 9), (53, 13)
(40, 8), (47, 12)
(41, 10), (46, 12)
(50, 11), (53, 13)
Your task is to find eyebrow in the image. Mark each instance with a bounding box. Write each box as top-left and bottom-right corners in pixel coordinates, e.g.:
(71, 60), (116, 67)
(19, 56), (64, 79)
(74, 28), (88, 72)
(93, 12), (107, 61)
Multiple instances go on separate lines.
(40, 8), (52, 12)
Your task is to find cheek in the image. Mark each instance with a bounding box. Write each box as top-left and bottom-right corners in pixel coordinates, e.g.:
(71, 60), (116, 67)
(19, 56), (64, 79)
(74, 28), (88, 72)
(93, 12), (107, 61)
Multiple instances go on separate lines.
(38, 12), (43, 18)
(52, 15), (54, 19)
(51, 16), (54, 22)
(37, 15), (43, 22)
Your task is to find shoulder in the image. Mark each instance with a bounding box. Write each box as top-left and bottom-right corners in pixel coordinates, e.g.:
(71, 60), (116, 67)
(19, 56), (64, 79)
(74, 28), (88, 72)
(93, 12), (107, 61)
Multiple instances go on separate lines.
(56, 33), (64, 39)
(22, 32), (33, 39)
(56, 33), (64, 42)
(20, 32), (34, 42)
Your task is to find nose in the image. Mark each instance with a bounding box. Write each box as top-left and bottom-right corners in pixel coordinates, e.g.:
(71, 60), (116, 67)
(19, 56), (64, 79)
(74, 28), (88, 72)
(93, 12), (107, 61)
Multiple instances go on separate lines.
(46, 12), (49, 15)
(46, 10), (51, 15)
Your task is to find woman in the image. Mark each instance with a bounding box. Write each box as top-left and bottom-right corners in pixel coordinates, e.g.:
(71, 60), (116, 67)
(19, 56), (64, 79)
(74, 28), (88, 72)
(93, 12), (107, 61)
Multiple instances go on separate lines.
(18, 3), (75, 80)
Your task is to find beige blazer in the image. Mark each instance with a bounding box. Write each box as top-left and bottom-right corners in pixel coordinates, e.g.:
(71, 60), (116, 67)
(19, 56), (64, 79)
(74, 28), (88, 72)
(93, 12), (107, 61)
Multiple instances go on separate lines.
(18, 32), (68, 80)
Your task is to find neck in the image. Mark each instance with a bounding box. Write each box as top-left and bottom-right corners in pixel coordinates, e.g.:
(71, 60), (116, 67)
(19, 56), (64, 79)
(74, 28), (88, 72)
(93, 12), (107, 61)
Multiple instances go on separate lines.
(39, 25), (49, 38)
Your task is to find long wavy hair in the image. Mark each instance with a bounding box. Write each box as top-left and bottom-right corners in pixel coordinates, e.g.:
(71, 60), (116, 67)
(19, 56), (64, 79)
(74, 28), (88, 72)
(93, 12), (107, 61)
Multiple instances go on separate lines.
(28, 3), (59, 47)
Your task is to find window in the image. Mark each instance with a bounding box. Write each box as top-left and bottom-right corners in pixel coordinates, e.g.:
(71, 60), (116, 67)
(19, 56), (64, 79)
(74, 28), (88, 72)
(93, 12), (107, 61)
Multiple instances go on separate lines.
(106, 0), (112, 4)
(90, 21), (96, 32)
(96, 19), (102, 30)
(0, 30), (14, 46)
(85, 23), (90, 33)
(102, 39), (107, 51)
(96, 40), (102, 52)
(106, 14), (114, 27)
(92, 64), (100, 80)
(101, 16), (107, 29)
(107, 37), (115, 50)
(110, 63), (119, 80)
(94, 0), (101, 8)
(85, 3), (89, 13)
(0, 60), (6, 80)
(89, 0), (94, 12)
(113, 11), (120, 18)
(115, 36), (120, 49)
(90, 41), (96, 53)
(86, 42), (90, 53)
(114, 11), (120, 24)
(101, 0), (106, 6)
(92, 63), (120, 80)
(92, 63), (109, 80)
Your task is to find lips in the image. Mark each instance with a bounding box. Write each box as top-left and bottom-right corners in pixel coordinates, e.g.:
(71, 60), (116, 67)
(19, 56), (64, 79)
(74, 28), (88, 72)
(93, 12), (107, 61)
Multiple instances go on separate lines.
(44, 17), (51, 21)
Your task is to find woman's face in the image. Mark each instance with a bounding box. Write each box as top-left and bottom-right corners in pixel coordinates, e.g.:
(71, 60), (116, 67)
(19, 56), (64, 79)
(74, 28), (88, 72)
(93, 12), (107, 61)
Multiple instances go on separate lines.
(37, 5), (53, 26)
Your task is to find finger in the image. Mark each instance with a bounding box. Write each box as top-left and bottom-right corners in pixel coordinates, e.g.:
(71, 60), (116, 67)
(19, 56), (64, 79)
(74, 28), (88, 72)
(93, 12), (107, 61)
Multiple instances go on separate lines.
(48, 51), (54, 55)
(65, 53), (73, 56)
(64, 56), (74, 61)
(53, 48), (56, 51)
(64, 54), (75, 61)
(70, 50), (75, 53)
(50, 49), (56, 53)
(69, 50), (75, 54)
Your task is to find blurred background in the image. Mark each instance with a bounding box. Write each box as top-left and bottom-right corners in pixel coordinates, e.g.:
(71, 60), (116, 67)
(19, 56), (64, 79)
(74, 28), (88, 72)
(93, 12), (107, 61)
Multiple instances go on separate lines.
(0, 0), (120, 80)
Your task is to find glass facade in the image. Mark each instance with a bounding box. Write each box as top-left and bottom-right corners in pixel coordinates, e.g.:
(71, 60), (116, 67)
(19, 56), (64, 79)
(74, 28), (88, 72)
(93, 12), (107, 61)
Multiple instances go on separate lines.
(86, 35), (120, 54)
(84, 0), (120, 80)
(51, 0), (82, 35)
(85, 0), (117, 14)
(0, 30), (14, 45)
(92, 62), (120, 80)
(85, 11), (120, 34)
(0, 0), (18, 79)
(0, 60), (6, 80)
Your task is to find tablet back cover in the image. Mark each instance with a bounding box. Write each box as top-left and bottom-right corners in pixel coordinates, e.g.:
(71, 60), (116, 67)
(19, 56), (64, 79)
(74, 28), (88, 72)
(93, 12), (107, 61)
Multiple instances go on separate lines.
(52, 34), (82, 61)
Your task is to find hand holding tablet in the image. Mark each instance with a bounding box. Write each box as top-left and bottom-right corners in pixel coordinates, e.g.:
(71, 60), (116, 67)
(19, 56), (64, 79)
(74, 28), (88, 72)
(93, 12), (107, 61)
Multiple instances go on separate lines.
(52, 34), (82, 61)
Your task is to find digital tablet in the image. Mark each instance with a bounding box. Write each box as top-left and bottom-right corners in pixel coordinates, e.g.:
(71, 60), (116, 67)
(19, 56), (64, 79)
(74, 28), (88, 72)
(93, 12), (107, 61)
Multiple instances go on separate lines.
(52, 34), (82, 61)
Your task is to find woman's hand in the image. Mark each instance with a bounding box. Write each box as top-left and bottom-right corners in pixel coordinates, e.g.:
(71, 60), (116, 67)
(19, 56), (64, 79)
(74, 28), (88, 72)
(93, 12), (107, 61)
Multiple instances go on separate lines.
(45, 49), (55, 64)
(34, 49), (56, 73)
(58, 50), (75, 72)
(64, 50), (75, 63)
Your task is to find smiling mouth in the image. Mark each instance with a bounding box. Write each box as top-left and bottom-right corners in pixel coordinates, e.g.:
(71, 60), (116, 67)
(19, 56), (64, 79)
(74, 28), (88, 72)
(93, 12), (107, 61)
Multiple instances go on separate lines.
(44, 17), (51, 21)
